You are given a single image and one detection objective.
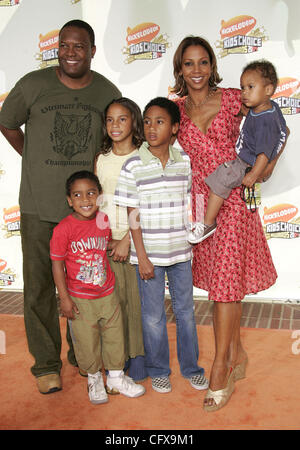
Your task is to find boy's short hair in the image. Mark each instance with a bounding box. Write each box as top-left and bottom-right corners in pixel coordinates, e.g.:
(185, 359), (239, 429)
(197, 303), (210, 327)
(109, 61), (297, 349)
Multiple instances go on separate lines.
(60, 19), (95, 47)
(66, 171), (101, 196)
(143, 97), (180, 125)
(242, 59), (278, 94)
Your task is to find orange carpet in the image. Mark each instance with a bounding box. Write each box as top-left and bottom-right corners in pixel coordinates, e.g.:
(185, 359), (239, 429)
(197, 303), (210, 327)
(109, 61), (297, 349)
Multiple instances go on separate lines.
(0, 314), (299, 430)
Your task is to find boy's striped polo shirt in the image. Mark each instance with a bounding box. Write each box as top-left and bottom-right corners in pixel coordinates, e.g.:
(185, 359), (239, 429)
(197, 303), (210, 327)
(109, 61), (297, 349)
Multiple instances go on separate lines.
(114, 141), (192, 266)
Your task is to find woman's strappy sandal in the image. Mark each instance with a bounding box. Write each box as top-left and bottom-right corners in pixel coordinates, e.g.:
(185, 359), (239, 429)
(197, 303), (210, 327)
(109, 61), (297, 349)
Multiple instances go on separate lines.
(203, 367), (235, 412)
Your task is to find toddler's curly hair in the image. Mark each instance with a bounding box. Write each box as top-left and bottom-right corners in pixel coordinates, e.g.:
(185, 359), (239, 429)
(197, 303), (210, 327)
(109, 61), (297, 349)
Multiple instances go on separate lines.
(242, 60), (278, 95)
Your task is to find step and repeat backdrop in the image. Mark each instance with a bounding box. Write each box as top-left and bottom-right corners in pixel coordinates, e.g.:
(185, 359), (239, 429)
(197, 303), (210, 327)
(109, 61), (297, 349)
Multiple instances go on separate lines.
(0, 0), (299, 303)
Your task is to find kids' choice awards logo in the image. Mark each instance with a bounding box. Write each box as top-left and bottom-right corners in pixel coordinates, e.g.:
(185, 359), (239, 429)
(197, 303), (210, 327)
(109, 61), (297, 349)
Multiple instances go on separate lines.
(272, 78), (300, 115)
(122, 22), (171, 64)
(2, 205), (20, 238)
(35, 30), (59, 69)
(215, 15), (268, 58)
(0, 0), (20, 6)
(263, 204), (300, 240)
(0, 258), (16, 288)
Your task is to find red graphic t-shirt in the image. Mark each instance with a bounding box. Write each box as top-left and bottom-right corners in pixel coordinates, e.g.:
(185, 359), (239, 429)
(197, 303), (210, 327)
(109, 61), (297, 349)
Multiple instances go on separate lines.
(50, 213), (115, 299)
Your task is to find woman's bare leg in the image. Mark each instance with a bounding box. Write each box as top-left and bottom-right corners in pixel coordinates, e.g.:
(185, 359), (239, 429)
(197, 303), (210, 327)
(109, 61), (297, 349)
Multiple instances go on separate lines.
(228, 302), (247, 367)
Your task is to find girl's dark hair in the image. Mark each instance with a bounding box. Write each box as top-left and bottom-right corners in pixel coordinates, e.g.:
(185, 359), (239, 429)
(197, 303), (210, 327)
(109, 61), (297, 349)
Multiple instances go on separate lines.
(172, 35), (222, 97)
(66, 171), (101, 196)
(143, 97), (180, 125)
(242, 59), (278, 95)
(100, 97), (144, 154)
(59, 19), (95, 47)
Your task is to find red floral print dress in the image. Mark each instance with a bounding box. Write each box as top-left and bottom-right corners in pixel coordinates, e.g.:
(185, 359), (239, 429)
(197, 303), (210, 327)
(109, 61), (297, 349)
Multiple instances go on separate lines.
(177, 88), (277, 302)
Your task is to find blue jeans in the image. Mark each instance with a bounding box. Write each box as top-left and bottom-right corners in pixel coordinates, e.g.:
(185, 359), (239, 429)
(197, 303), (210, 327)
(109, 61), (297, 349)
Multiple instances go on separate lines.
(136, 260), (204, 379)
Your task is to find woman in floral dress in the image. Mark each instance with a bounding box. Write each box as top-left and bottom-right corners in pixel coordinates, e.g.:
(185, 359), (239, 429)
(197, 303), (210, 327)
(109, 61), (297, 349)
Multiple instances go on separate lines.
(172, 36), (277, 411)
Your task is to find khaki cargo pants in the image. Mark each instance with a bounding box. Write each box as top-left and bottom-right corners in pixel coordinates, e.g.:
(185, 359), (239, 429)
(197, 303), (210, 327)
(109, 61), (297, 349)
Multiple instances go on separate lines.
(69, 291), (125, 374)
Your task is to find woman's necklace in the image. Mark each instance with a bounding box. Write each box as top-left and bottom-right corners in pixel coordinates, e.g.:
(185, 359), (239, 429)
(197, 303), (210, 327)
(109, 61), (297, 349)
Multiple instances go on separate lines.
(185, 88), (217, 110)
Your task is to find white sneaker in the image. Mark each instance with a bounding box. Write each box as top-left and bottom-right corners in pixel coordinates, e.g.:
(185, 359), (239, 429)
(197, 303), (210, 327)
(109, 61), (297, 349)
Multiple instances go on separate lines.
(88, 372), (108, 405)
(106, 372), (145, 398)
(187, 222), (217, 244)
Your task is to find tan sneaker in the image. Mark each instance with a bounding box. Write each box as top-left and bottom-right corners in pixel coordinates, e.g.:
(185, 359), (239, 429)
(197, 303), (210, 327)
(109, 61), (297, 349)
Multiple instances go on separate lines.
(36, 373), (62, 394)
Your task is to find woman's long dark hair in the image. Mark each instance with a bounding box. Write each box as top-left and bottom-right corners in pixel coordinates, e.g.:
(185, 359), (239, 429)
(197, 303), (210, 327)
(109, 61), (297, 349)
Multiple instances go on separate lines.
(172, 36), (222, 97)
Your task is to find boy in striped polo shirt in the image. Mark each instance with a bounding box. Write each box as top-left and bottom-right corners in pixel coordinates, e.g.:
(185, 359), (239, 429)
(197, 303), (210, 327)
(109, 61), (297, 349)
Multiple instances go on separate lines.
(114, 97), (208, 394)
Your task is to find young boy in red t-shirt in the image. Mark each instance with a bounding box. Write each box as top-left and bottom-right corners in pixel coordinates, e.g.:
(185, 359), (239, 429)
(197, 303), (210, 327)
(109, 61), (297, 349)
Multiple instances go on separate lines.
(50, 171), (145, 404)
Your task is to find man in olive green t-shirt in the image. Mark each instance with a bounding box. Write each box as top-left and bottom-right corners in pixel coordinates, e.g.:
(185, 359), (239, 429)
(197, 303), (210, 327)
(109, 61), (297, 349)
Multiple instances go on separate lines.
(0, 20), (121, 394)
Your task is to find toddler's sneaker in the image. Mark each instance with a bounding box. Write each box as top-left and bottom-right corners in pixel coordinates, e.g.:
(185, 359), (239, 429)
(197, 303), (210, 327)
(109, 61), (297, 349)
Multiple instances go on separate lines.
(151, 377), (172, 394)
(189, 374), (209, 390)
(88, 372), (108, 405)
(106, 372), (145, 398)
(187, 222), (216, 244)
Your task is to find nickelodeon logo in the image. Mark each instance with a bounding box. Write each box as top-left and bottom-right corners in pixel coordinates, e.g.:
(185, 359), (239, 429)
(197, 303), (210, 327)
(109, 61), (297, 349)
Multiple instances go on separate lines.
(272, 78), (300, 114)
(273, 78), (299, 98)
(220, 15), (256, 38)
(3, 205), (20, 223)
(126, 23), (160, 45)
(39, 31), (59, 51)
(263, 204), (298, 224)
(39, 30), (59, 62)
